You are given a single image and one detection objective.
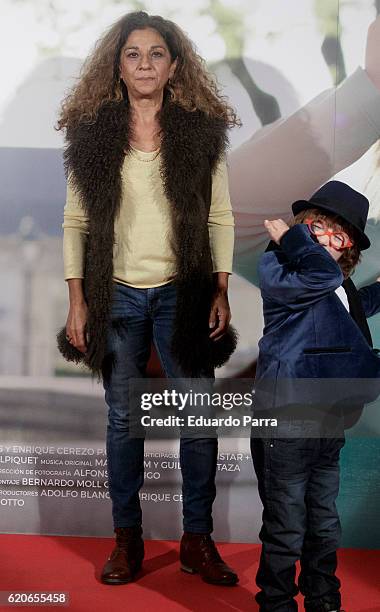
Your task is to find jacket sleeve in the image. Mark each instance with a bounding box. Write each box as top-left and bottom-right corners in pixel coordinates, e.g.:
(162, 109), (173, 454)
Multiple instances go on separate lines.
(358, 281), (380, 318)
(259, 224), (344, 309)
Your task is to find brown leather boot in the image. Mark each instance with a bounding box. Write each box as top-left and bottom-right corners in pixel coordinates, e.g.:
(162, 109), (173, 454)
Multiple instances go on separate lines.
(180, 533), (239, 586)
(101, 526), (144, 585)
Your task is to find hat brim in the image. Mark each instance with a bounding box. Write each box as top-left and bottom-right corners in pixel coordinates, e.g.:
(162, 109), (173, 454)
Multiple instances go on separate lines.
(291, 199), (371, 250)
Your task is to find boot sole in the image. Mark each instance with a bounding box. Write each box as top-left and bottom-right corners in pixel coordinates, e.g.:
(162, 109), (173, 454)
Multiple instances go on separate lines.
(180, 564), (197, 574)
(180, 564), (239, 586)
(100, 561), (143, 585)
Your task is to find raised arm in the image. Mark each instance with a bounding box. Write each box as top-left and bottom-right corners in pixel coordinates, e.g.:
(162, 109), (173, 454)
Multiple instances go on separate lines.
(259, 224), (344, 309)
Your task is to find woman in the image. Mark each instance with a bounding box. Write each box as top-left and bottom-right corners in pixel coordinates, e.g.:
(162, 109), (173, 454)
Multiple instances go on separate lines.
(57, 11), (239, 586)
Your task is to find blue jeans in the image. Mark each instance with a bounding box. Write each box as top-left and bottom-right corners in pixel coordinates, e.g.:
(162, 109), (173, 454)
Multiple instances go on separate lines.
(102, 281), (217, 533)
(251, 426), (345, 612)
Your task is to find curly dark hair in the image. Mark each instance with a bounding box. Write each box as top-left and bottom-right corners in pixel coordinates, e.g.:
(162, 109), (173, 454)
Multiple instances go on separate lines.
(57, 10), (240, 131)
(293, 208), (362, 278)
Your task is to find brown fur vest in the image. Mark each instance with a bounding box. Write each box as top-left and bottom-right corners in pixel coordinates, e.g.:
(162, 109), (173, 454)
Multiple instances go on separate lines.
(57, 98), (238, 378)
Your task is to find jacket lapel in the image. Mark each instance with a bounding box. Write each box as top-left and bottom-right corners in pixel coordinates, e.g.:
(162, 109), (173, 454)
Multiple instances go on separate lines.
(342, 277), (373, 346)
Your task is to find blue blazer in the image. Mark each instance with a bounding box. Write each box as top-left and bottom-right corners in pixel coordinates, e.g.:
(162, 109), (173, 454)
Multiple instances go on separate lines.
(256, 224), (380, 408)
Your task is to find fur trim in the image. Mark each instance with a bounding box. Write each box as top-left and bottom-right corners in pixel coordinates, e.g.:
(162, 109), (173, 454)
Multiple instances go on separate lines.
(58, 98), (237, 378)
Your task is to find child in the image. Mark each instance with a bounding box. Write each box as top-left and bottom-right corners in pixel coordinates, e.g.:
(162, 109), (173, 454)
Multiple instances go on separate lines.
(251, 181), (380, 612)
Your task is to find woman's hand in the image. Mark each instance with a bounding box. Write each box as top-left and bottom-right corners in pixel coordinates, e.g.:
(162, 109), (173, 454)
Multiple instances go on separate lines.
(209, 288), (231, 341)
(264, 218), (290, 244)
(65, 279), (88, 353)
(65, 302), (88, 353)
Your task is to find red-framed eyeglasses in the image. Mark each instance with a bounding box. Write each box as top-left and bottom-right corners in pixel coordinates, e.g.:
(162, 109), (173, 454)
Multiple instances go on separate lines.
(305, 218), (353, 250)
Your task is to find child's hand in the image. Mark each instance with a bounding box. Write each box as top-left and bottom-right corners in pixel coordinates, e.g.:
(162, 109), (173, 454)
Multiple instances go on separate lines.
(264, 219), (290, 244)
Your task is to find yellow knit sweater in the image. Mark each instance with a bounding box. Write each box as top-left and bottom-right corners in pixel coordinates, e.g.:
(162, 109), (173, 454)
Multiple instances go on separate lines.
(63, 147), (234, 288)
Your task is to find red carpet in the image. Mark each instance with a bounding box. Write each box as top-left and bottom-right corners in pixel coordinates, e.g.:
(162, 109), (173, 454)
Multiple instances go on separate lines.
(0, 535), (379, 611)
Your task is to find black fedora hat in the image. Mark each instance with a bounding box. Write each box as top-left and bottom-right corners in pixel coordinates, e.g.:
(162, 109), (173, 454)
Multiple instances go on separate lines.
(292, 180), (371, 250)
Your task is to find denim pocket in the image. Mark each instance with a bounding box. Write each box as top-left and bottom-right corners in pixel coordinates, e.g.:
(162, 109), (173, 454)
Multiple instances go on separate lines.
(268, 438), (316, 477)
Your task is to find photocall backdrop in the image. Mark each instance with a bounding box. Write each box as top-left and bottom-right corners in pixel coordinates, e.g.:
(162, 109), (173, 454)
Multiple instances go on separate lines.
(0, 0), (380, 547)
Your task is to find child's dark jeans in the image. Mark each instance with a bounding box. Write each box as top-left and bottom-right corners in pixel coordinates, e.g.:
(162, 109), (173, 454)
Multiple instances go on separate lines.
(251, 424), (345, 612)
